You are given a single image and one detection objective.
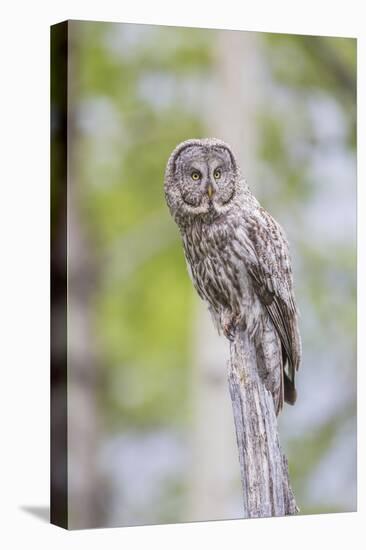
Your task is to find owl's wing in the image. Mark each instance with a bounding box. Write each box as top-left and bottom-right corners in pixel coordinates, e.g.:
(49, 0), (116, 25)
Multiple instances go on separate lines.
(244, 207), (301, 403)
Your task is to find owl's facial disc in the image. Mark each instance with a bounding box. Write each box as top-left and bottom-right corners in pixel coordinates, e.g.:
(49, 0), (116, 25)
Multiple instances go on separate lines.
(176, 146), (236, 213)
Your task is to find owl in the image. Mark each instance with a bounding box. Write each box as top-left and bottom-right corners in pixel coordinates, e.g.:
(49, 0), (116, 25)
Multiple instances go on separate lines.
(164, 138), (301, 414)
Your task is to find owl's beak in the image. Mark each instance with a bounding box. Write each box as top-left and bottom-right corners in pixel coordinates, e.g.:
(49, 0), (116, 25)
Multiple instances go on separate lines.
(207, 184), (214, 198)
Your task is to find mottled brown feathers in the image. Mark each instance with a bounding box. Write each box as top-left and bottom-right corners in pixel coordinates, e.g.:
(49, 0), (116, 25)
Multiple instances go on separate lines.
(164, 138), (301, 413)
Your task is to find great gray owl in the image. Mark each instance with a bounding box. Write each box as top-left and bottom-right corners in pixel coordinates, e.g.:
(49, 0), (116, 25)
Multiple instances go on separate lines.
(164, 138), (301, 415)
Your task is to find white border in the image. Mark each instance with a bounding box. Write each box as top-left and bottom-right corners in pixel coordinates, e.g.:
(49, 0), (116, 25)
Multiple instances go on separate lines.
(0, 1), (364, 548)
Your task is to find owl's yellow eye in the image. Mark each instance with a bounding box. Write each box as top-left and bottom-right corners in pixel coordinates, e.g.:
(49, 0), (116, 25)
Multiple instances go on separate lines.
(214, 169), (221, 180)
(191, 171), (201, 181)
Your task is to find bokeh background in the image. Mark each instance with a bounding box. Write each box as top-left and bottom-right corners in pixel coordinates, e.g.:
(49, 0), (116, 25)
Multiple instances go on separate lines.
(61, 21), (356, 528)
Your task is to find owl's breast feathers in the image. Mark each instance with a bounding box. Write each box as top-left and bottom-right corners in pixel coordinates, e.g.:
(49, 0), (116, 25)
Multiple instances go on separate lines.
(182, 217), (237, 310)
(182, 214), (263, 335)
(181, 204), (301, 404)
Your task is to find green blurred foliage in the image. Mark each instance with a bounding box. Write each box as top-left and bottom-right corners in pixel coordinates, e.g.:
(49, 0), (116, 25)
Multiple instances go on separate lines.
(71, 22), (213, 429)
(265, 34), (356, 145)
(69, 22), (356, 515)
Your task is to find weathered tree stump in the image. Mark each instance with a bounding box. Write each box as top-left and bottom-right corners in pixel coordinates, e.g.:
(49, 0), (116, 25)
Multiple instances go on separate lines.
(228, 330), (298, 518)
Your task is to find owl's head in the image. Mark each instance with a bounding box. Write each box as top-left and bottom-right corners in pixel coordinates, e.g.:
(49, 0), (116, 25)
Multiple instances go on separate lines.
(164, 138), (239, 224)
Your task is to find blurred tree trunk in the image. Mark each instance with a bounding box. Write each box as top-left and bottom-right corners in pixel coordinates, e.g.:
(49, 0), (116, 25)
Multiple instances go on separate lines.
(67, 193), (106, 529)
(187, 305), (240, 520)
(212, 30), (261, 183)
(187, 30), (264, 519)
(66, 24), (106, 529)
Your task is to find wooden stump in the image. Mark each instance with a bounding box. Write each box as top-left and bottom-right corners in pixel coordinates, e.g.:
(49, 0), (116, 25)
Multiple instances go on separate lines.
(228, 331), (298, 518)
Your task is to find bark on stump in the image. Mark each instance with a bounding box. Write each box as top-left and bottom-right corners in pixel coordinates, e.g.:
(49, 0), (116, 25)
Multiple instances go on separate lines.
(228, 331), (298, 518)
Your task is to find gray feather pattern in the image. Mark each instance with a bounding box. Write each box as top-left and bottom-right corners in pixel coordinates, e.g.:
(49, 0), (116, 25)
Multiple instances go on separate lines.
(164, 138), (301, 413)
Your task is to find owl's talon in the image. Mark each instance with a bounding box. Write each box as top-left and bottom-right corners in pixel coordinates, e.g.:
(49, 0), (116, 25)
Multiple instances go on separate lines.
(223, 320), (236, 341)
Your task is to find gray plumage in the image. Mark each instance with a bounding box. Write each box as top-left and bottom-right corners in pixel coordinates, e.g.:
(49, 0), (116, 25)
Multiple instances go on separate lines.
(164, 138), (301, 414)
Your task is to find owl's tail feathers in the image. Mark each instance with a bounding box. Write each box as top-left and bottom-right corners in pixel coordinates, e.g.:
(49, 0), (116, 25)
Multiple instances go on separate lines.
(284, 372), (297, 405)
